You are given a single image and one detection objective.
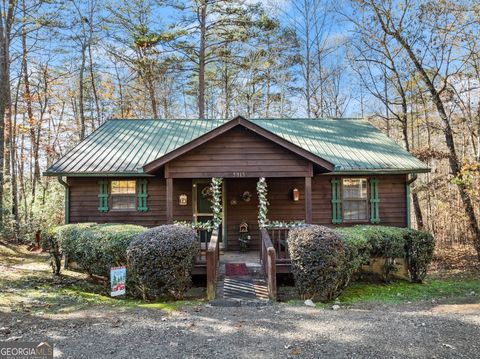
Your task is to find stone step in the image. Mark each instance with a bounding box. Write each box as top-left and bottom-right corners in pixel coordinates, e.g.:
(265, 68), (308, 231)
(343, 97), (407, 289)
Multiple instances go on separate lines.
(209, 298), (272, 307)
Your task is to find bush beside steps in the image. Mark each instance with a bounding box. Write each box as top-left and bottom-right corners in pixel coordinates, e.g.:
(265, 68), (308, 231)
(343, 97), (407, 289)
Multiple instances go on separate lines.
(287, 226), (346, 301)
(288, 225), (435, 302)
(127, 225), (199, 300)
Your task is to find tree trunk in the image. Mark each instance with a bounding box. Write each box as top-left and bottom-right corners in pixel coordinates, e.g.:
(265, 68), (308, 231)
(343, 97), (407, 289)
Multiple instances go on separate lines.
(79, 44), (87, 140)
(114, 62), (124, 118)
(198, 0), (207, 119)
(303, 0), (311, 118)
(10, 65), (22, 239)
(223, 61), (229, 118)
(88, 43), (101, 127)
(18, 131), (27, 216)
(0, 1), (16, 226)
(145, 76), (158, 118)
(22, 5), (40, 201)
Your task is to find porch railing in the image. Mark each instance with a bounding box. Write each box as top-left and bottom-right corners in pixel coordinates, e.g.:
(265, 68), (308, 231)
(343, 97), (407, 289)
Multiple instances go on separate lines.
(206, 228), (220, 300)
(268, 228), (290, 260)
(195, 229), (212, 262)
(260, 228), (277, 300)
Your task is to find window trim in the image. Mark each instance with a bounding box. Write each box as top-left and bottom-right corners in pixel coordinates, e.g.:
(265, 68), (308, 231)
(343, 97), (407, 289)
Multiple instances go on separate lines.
(341, 178), (369, 223)
(110, 180), (137, 211)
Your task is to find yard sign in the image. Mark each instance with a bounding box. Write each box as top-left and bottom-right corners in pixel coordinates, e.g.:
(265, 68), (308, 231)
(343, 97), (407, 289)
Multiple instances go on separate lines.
(110, 266), (126, 297)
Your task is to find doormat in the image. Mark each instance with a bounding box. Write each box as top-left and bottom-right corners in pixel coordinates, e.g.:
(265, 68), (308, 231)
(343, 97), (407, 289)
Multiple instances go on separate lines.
(225, 263), (249, 277)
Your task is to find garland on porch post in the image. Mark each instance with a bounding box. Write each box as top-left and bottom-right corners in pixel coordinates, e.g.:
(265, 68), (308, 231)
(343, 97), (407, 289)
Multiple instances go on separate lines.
(210, 177), (223, 230)
(257, 177), (269, 228)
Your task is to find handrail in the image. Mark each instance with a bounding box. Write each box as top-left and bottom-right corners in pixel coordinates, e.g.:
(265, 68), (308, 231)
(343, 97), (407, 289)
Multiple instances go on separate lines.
(260, 228), (277, 300)
(195, 228), (212, 262)
(268, 227), (291, 260)
(206, 228), (220, 300)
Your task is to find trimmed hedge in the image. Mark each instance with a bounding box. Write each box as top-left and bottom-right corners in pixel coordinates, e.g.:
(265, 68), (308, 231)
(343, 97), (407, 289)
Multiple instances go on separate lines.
(287, 225), (346, 301)
(127, 225), (199, 300)
(54, 223), (146, 277)
(339, 226), (405, 280)
(336, 226), (435, 282)
(335, 228), (372, 287)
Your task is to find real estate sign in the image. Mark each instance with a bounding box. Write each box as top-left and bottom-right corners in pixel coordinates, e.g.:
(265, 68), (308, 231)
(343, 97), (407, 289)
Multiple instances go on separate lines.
(110, 266), (126, 297)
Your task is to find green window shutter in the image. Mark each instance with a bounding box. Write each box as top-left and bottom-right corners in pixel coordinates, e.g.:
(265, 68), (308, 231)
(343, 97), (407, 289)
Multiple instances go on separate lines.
(137, 179), (148, 212)
(98, 180), (109, 212)
(370, 177), (380, 224)
(331, 178), (342, 224)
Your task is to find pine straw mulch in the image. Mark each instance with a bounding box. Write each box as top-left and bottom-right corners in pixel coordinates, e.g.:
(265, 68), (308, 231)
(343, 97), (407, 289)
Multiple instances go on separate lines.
(430, 244), (480, 279)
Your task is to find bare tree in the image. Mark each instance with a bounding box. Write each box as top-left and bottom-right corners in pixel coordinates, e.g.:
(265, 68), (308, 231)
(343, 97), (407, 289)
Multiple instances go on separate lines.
(0, 0), (18, 225)
(354, 0), (480, 257)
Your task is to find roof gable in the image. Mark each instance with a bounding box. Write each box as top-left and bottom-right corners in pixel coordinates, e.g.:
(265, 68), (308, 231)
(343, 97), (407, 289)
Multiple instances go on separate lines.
(164, 125), (316, 178)
(144, 116), (334, 173)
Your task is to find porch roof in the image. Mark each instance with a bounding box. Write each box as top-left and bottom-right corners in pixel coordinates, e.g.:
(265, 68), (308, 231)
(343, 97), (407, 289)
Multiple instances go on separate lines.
(44, 117), (430, 176)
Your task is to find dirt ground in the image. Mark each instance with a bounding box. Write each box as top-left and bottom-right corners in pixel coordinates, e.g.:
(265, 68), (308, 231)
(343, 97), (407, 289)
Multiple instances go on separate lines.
(431, 245), (480, 276)
(1, 242), (480, 358)
(1, 301), (480, 358)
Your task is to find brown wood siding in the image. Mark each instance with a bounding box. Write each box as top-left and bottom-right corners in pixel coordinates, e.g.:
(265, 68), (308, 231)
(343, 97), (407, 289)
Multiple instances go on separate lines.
(167, 127), (312, 178)
(225, 178), (259, 251)
(378, 175), (407, 227)
(68, 177), (167, 227)
(225, 177), (306, 251)
(312, 176), (332, 224)
(267, 178), (305, 222)
(67, 174), (407, 236)
(312, 174), (407, 227)
(172, 178), (193, 222)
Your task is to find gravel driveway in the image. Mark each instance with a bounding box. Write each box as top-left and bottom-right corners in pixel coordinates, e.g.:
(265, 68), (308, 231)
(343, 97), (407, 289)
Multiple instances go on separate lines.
(1, 301), (479, 358)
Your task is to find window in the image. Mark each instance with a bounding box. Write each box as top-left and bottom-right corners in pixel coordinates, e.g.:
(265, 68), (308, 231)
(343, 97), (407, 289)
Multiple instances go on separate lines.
(111, 180), (136, 210)
(343, 178), (368, 221)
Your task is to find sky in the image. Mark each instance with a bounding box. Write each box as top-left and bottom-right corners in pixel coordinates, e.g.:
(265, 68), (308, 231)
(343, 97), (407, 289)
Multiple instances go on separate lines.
(10, 0), (371, 120)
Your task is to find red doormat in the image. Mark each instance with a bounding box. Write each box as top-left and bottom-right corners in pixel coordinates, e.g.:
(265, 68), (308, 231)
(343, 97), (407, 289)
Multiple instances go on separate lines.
(225, 263), (249, 277)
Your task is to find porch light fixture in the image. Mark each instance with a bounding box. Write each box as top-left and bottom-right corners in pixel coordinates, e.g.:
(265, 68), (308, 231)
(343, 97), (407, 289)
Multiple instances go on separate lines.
(292, 188), (300, 202)
(179, 194), (188, 206)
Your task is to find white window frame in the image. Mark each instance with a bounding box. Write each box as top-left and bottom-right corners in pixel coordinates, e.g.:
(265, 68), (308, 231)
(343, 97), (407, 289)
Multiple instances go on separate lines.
(110, 180), (137, 211)
(342, 178), (368, 221)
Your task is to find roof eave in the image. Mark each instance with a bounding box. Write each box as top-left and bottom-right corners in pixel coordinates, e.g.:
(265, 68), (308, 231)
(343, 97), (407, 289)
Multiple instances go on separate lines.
(322, 168), (431, 175)
(43, 171), (155, 178)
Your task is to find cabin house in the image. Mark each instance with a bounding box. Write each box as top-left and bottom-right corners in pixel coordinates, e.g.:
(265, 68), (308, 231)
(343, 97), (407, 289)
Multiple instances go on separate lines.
(44, 116), (429, 299)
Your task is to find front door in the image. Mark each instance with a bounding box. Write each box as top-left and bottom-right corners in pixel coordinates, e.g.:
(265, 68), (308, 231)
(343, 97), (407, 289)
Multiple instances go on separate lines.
(192, 180), (226, 247)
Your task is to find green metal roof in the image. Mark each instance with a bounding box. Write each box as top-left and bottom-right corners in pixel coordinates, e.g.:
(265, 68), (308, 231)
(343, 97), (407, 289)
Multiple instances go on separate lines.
(45, 118), (429, 176)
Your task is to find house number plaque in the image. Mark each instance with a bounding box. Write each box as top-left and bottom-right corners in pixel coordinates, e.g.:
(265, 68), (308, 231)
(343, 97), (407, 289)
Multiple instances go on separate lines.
(232, 172), (247, 177)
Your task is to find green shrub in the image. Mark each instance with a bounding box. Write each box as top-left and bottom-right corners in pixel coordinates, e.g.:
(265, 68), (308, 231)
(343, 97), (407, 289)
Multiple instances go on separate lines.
(354, 226), (406, 258)
(55, 223), (146, 277)
(40, 227), (62, 275)
(336, 226), (435, 282)
(404, 229), (435, 283)
(335, 228), (372, 287)
(287, 225), (346, 301)
(352, 226), (406, 280)
(127, 225), (199, 300)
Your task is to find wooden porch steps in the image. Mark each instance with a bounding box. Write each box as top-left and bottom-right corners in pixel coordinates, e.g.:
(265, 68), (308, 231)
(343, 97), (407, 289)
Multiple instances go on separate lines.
(211, 261), (271, 306)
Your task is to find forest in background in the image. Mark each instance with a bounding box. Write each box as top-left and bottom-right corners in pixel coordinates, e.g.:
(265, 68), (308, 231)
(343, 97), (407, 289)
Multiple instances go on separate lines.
(0, 0), (478, 260)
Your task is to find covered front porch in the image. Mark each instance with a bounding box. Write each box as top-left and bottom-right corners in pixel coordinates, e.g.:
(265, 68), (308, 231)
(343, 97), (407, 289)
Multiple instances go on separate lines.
(147, 119), (329, 301)
(192, 220), (293, 301)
